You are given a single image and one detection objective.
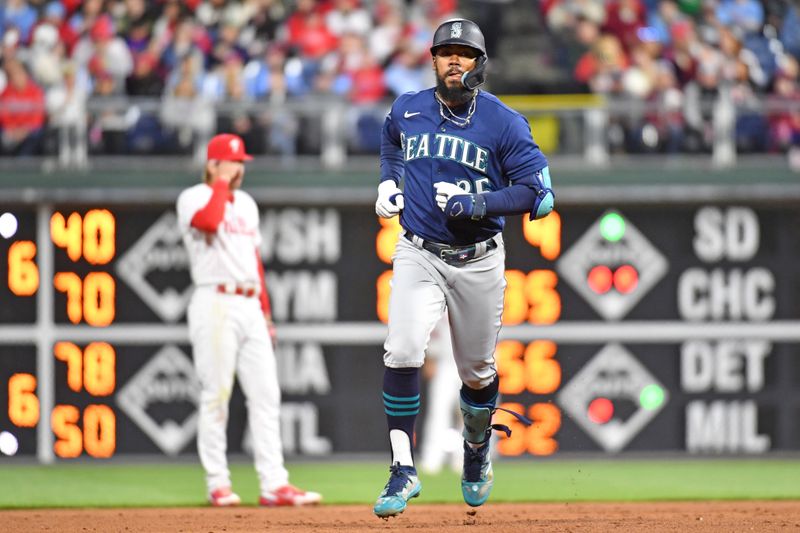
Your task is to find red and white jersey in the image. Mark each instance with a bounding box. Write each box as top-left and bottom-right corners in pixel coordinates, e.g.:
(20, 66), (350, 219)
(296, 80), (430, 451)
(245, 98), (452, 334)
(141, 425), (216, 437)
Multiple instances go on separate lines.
(176, 183), (262, 286)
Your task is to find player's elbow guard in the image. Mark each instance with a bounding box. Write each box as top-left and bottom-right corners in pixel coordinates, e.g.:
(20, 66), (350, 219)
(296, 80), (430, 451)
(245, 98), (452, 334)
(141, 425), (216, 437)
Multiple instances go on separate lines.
(530, 188), (554, 220)
(529, 166), (554, 220)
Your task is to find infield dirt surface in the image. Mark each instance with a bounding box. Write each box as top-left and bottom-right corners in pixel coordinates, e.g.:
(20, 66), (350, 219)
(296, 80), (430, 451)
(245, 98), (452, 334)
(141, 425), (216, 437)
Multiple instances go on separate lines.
(3, 501), (800, 532)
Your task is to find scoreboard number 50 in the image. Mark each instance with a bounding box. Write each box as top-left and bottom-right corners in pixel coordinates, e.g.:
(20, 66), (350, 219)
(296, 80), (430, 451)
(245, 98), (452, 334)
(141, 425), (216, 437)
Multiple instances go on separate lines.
(52, 342), (117, 458)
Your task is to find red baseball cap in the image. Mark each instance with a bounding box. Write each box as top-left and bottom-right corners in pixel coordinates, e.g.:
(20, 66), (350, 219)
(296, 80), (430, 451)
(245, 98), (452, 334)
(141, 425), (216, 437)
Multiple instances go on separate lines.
(206, 133), (253, 162)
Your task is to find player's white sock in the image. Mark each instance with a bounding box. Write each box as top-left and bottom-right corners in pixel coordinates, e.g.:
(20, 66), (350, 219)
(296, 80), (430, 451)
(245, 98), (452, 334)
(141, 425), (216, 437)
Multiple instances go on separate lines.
(390, 429), (414, 467)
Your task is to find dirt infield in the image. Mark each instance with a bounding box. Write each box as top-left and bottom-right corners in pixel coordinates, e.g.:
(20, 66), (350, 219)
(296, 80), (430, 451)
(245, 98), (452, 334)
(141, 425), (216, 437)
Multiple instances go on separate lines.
(3, 501), (800, 532)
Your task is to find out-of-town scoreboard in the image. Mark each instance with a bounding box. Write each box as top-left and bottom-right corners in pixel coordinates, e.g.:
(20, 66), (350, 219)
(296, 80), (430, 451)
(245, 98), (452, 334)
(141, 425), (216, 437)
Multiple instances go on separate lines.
(1, 198), (798, 461)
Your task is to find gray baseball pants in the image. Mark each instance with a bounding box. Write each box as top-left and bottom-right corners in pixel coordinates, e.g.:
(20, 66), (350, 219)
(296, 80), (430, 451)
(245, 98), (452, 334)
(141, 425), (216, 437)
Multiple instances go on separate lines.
(383, 233), (506, 389)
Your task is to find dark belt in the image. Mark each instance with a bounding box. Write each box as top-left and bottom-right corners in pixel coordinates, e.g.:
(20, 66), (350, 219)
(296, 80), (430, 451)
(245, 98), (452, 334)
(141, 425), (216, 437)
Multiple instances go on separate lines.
(403, 232), (498, 266)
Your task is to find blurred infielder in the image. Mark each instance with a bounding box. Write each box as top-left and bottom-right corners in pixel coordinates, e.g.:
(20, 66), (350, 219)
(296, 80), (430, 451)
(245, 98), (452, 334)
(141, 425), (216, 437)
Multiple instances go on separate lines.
(419, 311), (463, 475)
(373, 19), (555, 518)
(176, 133), (321, 507)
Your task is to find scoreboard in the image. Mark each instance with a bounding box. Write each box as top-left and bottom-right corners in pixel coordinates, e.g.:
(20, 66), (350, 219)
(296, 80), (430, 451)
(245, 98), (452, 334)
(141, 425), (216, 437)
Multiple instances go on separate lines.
(1, 197), (799, 462)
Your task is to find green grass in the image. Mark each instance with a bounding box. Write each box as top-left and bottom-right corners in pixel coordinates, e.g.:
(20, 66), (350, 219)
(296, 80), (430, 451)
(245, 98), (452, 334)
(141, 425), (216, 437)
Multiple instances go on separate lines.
(1, 459), (799, 508)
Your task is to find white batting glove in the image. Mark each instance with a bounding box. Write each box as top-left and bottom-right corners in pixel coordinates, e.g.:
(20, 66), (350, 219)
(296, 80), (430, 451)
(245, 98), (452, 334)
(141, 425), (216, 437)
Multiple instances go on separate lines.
(375, 180), (404, 218)
(434, 182), (468, 211)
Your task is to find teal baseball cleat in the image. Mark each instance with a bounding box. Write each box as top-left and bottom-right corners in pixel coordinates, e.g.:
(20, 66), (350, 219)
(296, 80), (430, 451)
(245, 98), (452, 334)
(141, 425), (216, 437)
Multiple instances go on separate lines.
(461, 441), (493, 507)
(373, 463), (422, 518)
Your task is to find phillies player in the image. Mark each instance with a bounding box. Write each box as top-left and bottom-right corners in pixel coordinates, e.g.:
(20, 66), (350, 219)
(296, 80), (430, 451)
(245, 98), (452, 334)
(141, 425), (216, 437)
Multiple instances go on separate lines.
(176, 133), (321, 507)
(419, 312), (463, 475)
(372, 19), (554, 518)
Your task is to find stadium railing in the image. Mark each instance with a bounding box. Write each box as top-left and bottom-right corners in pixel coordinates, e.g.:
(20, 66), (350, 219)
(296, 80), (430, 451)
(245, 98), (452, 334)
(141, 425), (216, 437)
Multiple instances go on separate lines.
(1, 92), (799, 173)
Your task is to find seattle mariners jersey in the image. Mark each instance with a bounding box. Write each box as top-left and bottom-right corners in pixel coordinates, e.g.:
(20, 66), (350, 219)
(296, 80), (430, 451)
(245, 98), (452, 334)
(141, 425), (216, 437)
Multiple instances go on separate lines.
(381, 87), (548, 245)
(176, 183), (262, 286)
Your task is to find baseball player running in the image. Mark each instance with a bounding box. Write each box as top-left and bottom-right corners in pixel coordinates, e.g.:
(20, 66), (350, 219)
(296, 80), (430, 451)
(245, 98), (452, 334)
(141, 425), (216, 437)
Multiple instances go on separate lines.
(177, 133), (321, 507)
(372, 19), (554, 518)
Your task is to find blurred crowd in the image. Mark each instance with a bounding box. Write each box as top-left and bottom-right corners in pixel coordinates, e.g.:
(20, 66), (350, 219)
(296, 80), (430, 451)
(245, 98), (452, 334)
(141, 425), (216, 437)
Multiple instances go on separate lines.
(0, 0), (454, 158)
(0, 0), (798, 159)
(545, 0), (800, 155)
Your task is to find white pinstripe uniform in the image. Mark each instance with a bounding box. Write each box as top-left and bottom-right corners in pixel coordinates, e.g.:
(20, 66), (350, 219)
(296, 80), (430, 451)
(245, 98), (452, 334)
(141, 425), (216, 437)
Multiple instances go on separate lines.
(177, 184), (289, 496)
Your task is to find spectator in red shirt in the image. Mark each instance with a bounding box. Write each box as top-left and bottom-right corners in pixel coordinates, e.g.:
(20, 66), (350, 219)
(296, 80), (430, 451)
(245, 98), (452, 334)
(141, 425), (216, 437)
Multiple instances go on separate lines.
(603, 0), (647, 51)
(348, 51), (385, 104)
(574, 33), (630, 93)
(0, 59), (46, 156)
(285, 0), (339, 59)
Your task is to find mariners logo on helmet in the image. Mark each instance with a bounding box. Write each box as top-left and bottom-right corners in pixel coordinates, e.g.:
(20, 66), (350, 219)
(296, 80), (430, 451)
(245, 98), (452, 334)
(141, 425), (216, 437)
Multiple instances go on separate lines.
(431, 19), (487, 57)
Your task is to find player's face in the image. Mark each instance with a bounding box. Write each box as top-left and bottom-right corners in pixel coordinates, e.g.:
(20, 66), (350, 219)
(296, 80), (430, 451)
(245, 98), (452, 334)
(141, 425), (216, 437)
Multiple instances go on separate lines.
(208, 160), (245, 189)
(432, 45), (479, 89)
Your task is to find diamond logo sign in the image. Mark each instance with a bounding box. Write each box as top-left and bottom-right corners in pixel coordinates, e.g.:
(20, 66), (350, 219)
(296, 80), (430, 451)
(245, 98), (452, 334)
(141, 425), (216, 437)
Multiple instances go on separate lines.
(557, 343), (669, 452)
(116, 345), (200, 455)
(556, 210), (667, 320)
(116, 211), (192, 322)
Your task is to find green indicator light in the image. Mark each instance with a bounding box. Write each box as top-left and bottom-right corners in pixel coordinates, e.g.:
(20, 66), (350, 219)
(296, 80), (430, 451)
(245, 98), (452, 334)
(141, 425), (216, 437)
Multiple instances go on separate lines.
(599, 212), (625, 242)
(639, 384), (665, 410)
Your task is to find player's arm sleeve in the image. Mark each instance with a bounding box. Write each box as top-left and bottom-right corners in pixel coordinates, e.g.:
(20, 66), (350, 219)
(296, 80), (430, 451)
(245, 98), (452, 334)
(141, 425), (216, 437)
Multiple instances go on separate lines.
(255, 247), (272, 316)
(482, 167), (553, 219)
(189, 180), (229, 233)
(379, 106), (404, 185)
(482, 114), (554, 219)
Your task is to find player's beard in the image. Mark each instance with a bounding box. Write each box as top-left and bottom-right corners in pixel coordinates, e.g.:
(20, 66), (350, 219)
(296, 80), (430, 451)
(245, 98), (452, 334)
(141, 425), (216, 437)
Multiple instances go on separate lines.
(436, 74), (474, 107)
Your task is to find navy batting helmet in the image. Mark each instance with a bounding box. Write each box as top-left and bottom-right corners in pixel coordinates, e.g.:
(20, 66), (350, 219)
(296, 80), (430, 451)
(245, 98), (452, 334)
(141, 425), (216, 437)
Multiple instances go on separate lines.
(430, 19), (486, 57)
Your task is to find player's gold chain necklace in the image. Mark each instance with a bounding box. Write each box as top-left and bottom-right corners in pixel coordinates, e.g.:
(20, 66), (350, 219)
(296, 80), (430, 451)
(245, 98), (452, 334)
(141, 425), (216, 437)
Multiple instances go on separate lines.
(435, 91), (477, 128)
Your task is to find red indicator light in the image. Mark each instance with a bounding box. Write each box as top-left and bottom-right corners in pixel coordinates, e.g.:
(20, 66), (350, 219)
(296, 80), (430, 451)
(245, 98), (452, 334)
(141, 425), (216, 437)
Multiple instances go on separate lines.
(613, 265), (639, 294)
(587, 397), (614, 424)
(587, 265), (613, 294)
